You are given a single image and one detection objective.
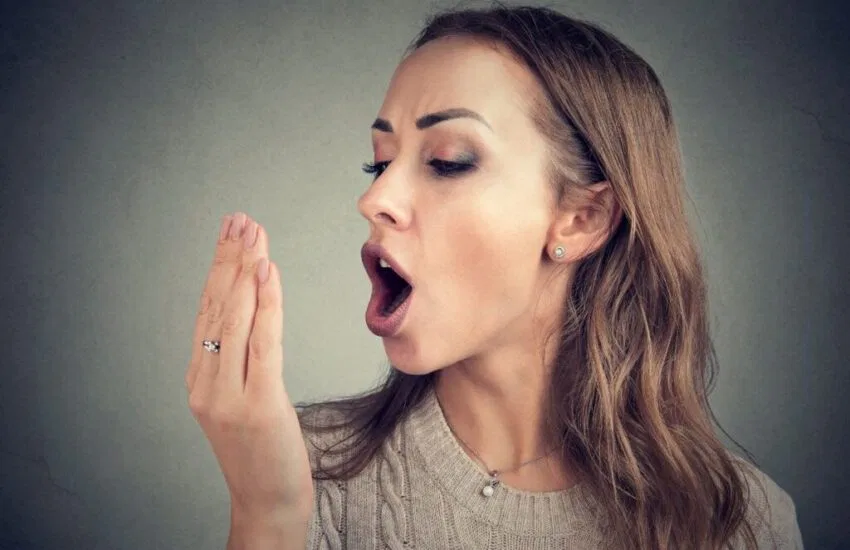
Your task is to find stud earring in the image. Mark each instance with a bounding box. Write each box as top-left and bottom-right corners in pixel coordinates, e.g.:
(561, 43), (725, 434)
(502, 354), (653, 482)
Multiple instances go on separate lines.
(553, 245), (566, 259)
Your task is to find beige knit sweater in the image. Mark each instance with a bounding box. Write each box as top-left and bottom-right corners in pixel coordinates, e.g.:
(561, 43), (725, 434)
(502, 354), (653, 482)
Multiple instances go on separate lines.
(300, 388), (803, 549)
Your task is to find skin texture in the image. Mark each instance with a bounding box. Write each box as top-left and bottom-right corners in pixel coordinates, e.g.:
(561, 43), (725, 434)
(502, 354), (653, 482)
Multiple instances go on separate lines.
(186, 213), (313, 549)
(357, 35), (619, 491)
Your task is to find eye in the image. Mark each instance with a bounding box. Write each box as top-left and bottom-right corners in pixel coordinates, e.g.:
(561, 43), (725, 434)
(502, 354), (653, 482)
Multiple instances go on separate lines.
(361, 158), (477, 181)
(429, 159), (475, 178)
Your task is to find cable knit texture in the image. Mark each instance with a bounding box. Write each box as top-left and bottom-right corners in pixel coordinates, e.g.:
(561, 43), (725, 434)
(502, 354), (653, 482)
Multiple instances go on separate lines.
(300, 388), (804, 549)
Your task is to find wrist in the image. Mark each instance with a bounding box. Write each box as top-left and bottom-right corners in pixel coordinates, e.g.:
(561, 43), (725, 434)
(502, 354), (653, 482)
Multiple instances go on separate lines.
(227, 502), (311, 550)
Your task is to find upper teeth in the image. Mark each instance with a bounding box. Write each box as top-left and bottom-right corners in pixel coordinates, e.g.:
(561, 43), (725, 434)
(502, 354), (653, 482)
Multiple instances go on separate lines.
(379, 258), (390, 269)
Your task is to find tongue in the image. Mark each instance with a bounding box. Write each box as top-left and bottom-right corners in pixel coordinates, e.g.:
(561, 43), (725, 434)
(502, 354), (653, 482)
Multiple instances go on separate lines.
(381, 283), (412, 316)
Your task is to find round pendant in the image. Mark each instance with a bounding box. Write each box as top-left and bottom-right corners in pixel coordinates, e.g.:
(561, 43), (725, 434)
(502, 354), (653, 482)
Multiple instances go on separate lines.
(482, 484), (495, 497)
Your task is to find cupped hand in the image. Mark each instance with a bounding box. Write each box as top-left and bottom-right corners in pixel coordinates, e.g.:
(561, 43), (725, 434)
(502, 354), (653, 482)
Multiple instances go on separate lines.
(185, 212), (313, 519)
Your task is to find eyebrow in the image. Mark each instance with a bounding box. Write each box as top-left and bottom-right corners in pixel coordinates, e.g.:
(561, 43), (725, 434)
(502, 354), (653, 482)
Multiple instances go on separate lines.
(371, 108), (493, 133)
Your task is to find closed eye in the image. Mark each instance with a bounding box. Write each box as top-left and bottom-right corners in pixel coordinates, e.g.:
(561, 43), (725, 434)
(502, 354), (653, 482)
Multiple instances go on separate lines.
(361, 159), (476, 180)
(428, 159), (475, 178)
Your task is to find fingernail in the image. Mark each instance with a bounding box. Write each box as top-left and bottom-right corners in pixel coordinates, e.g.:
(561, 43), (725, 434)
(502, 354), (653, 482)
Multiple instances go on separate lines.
(243, 221), (259, 248)
(229, 212), (246, 240)
(219, 215), (232, 241)
(257, 258), (270, 283)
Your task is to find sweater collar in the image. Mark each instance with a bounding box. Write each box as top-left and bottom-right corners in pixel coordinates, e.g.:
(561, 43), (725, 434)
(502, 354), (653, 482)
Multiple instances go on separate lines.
(406, 386), (604, 535)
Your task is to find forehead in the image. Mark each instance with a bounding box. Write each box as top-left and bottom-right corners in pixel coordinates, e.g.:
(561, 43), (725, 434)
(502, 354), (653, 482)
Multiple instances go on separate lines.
(377, 36), (541, 135)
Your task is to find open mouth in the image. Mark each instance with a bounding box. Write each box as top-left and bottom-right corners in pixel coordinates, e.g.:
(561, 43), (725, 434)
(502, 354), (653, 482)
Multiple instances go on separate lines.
(376, 258), (413, 316)
(361, 242), (415, 336)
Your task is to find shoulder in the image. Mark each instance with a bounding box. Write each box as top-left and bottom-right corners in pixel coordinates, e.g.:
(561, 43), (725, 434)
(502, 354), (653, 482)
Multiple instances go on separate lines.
(296, 399), (350, 436)
(295, 400), (356, 468)
(727, 451), (804, 549)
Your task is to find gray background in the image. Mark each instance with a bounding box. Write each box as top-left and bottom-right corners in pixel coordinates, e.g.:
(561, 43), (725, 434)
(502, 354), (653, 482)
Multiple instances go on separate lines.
(1, 0), (847, 548)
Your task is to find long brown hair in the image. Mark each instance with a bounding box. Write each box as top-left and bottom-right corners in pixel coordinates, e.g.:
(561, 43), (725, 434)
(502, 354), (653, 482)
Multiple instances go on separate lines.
(298, 3), (765, 548)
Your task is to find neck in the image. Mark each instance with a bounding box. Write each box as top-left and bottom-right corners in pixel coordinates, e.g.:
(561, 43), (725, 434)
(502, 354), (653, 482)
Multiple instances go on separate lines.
(435, 356), (551, 466)
(433, 262), (578, 491)
(433, 338), (576, 491)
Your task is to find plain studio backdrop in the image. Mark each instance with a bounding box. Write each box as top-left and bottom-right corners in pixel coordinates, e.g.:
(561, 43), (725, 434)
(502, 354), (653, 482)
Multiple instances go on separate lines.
(0, 0), (847, 548)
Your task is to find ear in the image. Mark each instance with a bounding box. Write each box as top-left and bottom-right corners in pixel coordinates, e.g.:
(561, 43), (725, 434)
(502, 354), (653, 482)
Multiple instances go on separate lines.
(546, 181), (622, 262)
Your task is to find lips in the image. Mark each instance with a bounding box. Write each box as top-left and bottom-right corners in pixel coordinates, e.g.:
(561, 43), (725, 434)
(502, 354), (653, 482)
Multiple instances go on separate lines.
(361, 241), (415, 337)
(360, 242), (413, 289)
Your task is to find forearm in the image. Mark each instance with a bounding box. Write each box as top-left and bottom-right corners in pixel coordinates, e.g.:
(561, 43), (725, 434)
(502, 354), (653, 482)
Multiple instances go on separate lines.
(226, 504), (311, 550)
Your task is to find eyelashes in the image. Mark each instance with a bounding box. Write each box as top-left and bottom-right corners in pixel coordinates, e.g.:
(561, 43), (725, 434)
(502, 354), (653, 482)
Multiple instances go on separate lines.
(361, 161), (388, 178)
(361, 158), (476, 180)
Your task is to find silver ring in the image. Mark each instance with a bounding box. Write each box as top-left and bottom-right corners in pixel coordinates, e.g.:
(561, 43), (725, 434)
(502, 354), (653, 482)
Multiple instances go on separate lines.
(202, 339), (221, 354)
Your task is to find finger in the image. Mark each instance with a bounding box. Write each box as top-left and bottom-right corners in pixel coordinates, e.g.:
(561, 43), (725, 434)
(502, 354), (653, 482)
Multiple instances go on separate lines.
(215, 217), (270, 392)
(186, 211), (247, 394)
(191, 211), (249, 405)
(245, 258), (284, 399)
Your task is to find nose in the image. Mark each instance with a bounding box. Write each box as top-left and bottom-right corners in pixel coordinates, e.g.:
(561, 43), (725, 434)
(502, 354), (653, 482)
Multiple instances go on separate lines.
(356, 166), (412, 230)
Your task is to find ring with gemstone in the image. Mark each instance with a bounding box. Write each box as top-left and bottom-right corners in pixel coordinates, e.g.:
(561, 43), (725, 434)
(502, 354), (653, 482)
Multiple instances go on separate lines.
(202, 339), (221, 354)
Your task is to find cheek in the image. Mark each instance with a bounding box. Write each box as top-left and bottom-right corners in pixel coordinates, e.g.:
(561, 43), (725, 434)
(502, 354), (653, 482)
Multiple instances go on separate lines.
(436, 211), (541, 317)
(417, 171), (551, 325)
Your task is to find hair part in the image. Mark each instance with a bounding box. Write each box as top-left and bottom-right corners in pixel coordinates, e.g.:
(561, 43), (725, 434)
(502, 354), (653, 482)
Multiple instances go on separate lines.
(299, 3), (766, 548)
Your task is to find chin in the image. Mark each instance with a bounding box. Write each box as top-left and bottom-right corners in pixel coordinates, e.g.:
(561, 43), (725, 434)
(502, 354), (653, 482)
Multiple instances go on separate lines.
(383, 336), (444, 376)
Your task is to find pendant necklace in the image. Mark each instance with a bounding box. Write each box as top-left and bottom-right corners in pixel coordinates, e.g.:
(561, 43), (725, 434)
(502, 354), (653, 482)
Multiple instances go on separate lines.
(446, 421), (556, 498)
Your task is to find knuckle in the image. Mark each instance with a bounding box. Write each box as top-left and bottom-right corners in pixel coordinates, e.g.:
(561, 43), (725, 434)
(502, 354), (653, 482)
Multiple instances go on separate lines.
(188, 392), (207, 416)
(213, 246), (229, 265)
(207, 300), (226, 325)
(240, 257), (259, 277)
(197, 290), (213, 317)
(221, 311), (243, 336)
(213, 244), (236, 265)
(207, 263), (234, 292)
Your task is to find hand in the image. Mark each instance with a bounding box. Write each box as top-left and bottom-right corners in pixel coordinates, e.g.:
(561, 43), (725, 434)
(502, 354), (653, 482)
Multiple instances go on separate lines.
(185, 212), (313, 521)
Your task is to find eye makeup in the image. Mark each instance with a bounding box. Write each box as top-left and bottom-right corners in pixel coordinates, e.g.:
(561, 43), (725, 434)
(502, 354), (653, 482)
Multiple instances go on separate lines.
(364, 129), (486, 181)
(361, 152), (478, 180)
(427, 155), (477, 178)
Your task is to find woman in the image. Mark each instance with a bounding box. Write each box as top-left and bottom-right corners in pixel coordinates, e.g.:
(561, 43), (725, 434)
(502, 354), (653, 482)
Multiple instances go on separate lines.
(185, 4), (804, 549)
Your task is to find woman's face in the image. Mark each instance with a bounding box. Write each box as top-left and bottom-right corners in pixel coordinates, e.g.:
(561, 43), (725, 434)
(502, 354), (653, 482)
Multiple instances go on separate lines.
(357, 35), (568, 374)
